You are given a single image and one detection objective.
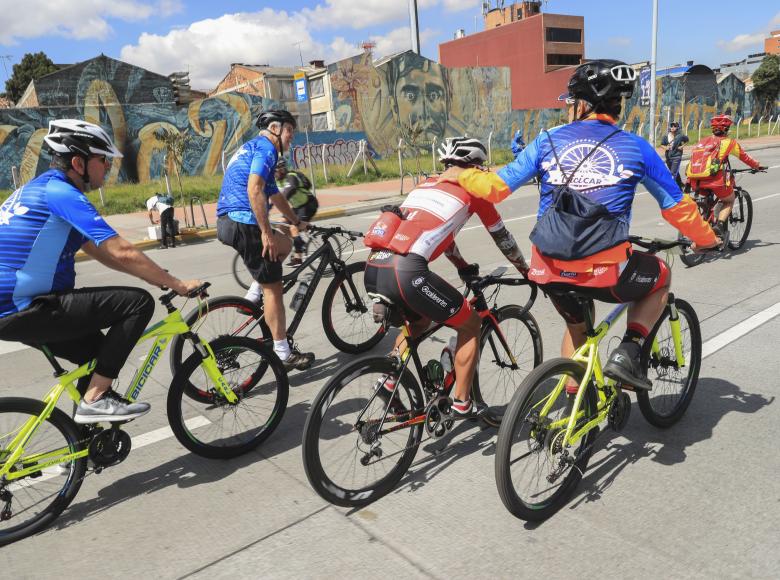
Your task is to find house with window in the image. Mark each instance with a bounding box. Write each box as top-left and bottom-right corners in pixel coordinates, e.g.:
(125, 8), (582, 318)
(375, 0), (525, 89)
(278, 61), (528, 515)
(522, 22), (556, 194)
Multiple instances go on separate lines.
(439, 0), (584, 109)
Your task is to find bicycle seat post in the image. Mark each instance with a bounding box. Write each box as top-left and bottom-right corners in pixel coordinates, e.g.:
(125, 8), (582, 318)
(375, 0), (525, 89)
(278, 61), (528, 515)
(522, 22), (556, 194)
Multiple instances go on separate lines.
(39, 345), (67, 377)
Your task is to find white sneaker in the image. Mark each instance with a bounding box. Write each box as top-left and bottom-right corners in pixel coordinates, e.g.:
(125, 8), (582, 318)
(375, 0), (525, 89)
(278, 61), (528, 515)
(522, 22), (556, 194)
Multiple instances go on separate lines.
(244, 280), (262, 304)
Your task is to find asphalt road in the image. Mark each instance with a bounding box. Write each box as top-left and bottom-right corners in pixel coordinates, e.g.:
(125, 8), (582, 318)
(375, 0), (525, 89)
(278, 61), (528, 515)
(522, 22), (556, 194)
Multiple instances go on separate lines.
(2, 148), (780, 578)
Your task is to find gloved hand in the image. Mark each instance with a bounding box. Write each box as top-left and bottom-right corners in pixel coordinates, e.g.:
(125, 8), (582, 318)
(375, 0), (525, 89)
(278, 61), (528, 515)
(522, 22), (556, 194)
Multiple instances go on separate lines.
(753, 166), (768, 173)
(510, 130), (526, 157)
(458, 263), (480, 282)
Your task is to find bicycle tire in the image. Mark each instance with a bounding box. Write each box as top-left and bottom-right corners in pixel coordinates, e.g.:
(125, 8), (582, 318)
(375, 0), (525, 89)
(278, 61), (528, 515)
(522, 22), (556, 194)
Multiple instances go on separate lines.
(168, 296), (268, 378)
(321, 261), (386, 354)
(167, 336), (288, 459)
(302, 356), (424, 507)
(728, 189), (753, 250)
(473, 305), (543, 428)
(0, 397), (87, 547)
(636, 298), (701, 428)
(495, 358), (598, 522)
(232, 253), (253, 290)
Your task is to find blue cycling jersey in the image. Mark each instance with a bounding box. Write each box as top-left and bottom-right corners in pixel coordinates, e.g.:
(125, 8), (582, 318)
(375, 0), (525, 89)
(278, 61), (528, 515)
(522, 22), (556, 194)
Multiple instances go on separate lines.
(498, 119), (682, 221)
(216, 135), (280, 225)
(0, 170), (118, 318)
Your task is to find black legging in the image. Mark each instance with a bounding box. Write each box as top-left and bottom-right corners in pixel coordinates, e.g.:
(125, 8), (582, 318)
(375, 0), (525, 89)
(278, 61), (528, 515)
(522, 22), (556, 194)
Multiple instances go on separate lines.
(0, 287), (154, 379)
(160, 207), (176, 247)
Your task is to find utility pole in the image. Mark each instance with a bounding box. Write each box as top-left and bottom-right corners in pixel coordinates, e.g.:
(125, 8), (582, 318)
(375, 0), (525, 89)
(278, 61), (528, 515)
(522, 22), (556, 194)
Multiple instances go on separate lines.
(408, 0), (420, 54)
(648, 0), (659, 146)
(292, 42), (304, 67)
(0, 55), (12, 83)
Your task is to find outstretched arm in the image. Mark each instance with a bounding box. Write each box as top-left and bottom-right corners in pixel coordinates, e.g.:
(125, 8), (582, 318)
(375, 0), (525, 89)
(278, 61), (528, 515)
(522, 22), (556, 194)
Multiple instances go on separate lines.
(488, 225), (529, 276)
(444, 241), (470, 269)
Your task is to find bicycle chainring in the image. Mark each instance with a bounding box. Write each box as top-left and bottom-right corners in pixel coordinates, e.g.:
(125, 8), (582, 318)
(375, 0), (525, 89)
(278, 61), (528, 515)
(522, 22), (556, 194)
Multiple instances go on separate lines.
(608, 391), (631, 431)
(424, 396), (454, 439)
(88, 428), (132, 467)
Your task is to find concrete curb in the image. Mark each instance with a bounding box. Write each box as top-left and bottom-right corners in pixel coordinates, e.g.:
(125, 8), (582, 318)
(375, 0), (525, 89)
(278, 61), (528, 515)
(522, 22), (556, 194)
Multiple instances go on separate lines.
(75, 194), (407, 262)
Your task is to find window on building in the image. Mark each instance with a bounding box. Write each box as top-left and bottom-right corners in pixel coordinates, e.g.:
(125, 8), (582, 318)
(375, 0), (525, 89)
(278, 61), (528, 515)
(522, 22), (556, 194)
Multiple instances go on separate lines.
(545, 27), (582, 43)
(547, 53), (582, 66)
(312, 112), (329, 132)
(277, 80), (295, 100)
(309, 77), (325, 98)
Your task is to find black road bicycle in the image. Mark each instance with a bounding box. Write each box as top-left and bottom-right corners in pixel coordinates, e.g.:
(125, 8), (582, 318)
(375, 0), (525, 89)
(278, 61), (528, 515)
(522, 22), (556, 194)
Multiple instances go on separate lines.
(302, 268), (543, 507)
(170, 225), (385, 374)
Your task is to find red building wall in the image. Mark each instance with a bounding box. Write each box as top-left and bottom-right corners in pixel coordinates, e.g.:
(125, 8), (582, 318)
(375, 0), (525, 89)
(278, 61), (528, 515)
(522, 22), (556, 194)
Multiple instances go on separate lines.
(439, 14), (579, 110)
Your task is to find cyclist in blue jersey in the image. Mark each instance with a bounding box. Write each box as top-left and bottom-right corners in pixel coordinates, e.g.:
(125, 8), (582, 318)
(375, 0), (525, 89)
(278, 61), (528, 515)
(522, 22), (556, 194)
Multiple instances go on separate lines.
(216, 110), (314, 370)
(0, 120), (201, 423)
(451, 60), (720, 390)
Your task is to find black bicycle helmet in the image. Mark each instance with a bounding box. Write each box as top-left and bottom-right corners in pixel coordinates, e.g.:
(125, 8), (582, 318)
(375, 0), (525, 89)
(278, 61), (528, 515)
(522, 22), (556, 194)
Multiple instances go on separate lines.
(566, 59), (636, 107)
(438, 137), (487, 167)
(256, 109), (297, 130)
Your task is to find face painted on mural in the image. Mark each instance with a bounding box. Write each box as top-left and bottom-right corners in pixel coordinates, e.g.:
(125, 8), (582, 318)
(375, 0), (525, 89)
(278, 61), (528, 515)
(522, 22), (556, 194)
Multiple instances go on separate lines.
(386, 55), (449, 149)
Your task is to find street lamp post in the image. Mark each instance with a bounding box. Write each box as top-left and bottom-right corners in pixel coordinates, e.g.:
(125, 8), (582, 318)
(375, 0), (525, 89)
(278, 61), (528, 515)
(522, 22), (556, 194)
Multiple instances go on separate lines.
(408, 0), (420, 54)
(648, 0), (659, 146)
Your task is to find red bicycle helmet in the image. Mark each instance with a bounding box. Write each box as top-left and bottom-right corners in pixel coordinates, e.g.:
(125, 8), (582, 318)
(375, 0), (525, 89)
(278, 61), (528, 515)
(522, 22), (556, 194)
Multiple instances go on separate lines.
(710, 114), (733, 131)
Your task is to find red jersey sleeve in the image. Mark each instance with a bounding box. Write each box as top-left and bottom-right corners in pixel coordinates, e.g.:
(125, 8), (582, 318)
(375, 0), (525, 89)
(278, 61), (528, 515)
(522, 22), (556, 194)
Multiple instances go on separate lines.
(470, 196), (504, 232)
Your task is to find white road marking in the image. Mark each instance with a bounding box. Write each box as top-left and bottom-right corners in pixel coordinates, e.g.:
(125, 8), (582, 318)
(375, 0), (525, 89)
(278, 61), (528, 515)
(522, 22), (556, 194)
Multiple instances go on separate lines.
(702, 302), (780, 359)
(754, 192), (780, 202)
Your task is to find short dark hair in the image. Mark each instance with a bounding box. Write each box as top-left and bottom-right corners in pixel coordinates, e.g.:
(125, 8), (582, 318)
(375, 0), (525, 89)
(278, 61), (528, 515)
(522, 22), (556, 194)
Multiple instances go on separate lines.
(49, 155), (71, 172)
(592, 97), (622, 119)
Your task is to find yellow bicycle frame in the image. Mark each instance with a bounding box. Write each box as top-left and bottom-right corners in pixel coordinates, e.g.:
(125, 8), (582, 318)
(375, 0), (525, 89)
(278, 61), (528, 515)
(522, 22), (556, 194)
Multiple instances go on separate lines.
(0, 307), (237, 482)
(535, 299), (686, 450)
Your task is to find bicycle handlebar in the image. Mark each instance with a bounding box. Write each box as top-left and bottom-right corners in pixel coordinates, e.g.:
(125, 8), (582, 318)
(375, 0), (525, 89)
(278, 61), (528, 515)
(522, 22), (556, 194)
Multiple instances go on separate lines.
(159, 282), (211, 305)
(628, 235), (690, 252)
(731, 167), (766, 174)
(466, 272), (538, 312)
(307, 224), (364, 240)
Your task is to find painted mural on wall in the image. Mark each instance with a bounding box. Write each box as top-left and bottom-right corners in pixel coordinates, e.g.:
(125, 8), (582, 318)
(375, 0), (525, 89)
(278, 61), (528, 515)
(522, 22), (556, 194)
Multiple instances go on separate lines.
(290, 131), (375, 168)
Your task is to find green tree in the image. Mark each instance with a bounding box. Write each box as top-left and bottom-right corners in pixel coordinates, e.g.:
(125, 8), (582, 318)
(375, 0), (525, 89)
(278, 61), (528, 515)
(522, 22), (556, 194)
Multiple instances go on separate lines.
(155, 127), (191, 224)
(3, 52), (58, 103)
(752, 54), (780, 117)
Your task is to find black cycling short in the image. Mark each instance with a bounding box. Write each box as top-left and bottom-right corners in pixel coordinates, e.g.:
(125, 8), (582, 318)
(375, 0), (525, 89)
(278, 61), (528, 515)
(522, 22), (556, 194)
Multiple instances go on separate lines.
(364, 251), (471, 326)
(544, 251), (670, 325)
(217, 215), (283, 284)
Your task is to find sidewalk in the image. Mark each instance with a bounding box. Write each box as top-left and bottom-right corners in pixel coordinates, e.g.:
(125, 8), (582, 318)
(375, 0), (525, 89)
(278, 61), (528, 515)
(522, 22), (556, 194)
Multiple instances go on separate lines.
(89, 133), (780, 257)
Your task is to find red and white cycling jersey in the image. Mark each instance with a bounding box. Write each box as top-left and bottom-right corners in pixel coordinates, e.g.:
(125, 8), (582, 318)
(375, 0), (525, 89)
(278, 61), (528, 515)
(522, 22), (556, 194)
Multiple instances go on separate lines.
(386, 178), (504, 260)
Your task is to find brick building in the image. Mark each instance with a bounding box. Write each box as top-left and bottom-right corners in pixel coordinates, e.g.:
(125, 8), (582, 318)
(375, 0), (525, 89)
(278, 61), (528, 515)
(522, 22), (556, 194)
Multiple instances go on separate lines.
(765, 30), (780, 55)
(439, 1), (583, 110)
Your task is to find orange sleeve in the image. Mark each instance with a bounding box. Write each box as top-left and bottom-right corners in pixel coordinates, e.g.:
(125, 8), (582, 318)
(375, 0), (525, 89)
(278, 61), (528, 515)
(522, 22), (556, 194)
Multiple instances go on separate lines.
(730, 141), (761, 169)
(457, 168), (512, 203)
(661, 195), (717, 247)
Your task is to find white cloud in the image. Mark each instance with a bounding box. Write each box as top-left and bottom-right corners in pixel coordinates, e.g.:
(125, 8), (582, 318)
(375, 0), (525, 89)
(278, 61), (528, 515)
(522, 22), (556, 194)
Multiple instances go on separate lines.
(0, 0), (181, 45)
(442, 0), (479, 11)
(608, 36), (631, 47)
(303, 0), (438, 30)
(368, 26), (438, 60)
(120, 10), (325, 88)
(717, 11), (780, 52)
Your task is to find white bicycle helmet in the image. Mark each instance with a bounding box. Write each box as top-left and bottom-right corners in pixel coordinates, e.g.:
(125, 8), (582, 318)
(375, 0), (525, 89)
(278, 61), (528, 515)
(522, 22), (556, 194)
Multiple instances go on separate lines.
(44, 119), (123, 159)
(438, 137), (487, 167)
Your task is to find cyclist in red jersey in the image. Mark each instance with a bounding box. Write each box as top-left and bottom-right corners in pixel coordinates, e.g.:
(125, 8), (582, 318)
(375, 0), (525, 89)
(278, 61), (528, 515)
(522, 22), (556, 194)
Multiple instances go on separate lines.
(686, 114), (766, 245)
(363, 138), (529, 418)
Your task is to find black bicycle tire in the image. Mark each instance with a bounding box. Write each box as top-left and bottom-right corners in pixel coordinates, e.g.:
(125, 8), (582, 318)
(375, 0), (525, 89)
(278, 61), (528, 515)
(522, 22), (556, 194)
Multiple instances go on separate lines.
(321, 261), (387, 354)
(0, 397), (87, 547)
(728, 190), (753, 250)
(636, 298), (701, 428)
(473, 305), (544, 428)
(167, 336), (288, 459)
(495, 358), (597, 522)
(302, 356), (424, 507)
(232, 253), (253, 290)
(168, 296), (268, 378)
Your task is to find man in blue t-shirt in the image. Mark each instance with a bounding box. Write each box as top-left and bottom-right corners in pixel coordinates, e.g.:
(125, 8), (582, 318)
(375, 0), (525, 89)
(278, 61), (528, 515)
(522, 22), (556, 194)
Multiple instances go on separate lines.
(216, 110), (314, 370)
(0, 120), (201, 423)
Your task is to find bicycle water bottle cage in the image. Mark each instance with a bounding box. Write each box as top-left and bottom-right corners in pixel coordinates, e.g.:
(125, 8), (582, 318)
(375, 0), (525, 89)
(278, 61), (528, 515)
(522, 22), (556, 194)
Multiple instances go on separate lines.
(424, 359), (445, 388)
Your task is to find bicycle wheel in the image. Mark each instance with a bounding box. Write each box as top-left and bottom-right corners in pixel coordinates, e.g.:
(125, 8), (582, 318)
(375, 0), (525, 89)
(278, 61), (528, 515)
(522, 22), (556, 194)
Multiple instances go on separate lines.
(473, 305), (544, 428)
(678, 231), (705, 267)
(321, 261), (386, 354)
(728, 190), (753, 250)
(0, 398), (87, 546)
(302, 357), (424, 507)
(169, 296), (268, 376)
(167, 336), (288, 459)
(495, 359), (598, 522)
(232, 254), (253, 290)
(636, 298), (701, 428)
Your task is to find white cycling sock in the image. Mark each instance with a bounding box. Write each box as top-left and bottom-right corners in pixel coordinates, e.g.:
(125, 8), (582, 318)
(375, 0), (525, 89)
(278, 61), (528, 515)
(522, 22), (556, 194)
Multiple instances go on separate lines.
(244, 281), (262, 303)
(274, 339), (291, 361)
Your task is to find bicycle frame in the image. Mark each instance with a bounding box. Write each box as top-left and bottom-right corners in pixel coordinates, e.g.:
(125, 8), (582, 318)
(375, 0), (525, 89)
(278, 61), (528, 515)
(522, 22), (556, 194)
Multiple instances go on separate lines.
(536, 298), (686, 449)
(357, 279), (525, 436)
(0, 305), (235, 482)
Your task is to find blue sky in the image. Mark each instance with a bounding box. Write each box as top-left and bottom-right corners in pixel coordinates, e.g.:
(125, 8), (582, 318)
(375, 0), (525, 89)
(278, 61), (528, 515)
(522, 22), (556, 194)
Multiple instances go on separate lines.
(1, 0), (778, 91)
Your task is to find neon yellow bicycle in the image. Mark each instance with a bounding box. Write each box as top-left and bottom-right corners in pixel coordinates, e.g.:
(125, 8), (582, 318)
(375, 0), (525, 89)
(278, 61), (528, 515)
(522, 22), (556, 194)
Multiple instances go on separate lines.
(0, 283), (288, 546)
(495, 237), (702, 521)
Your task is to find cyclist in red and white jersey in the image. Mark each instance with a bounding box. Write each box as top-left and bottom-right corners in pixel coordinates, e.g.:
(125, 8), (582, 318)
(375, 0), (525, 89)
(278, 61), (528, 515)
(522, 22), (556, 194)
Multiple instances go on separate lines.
(363, 138), (529, 417)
